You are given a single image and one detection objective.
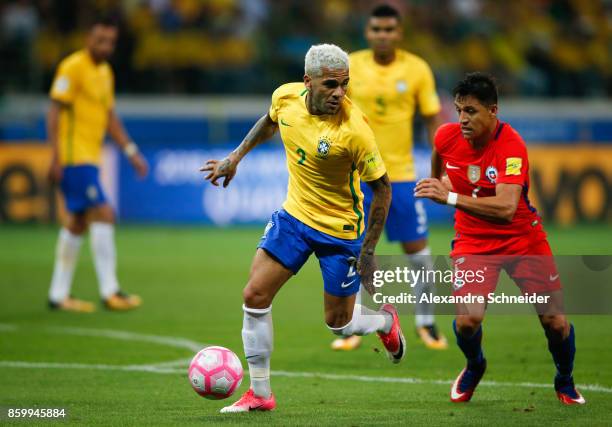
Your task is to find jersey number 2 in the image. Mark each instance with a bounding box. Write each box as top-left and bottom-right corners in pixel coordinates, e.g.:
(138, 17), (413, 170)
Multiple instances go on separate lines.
(296, 148), (306, 165)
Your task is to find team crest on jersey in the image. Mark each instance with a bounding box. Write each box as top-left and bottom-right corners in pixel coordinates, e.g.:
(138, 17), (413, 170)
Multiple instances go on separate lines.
(467, 165), (481, 183)
(396, 79), (408, 93)
(485, 166), (498, 183)
(317, 136), (332, 158)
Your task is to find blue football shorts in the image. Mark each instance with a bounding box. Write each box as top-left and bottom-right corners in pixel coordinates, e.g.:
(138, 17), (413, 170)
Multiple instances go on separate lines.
(362, 180), (428, 243)
(257, 209), (363, 297)
(60, 164), (107, 214)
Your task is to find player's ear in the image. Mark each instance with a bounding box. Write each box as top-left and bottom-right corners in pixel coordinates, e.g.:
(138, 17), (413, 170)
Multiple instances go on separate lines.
(303, 74), (312, 90)
(489, 104), (498, 117)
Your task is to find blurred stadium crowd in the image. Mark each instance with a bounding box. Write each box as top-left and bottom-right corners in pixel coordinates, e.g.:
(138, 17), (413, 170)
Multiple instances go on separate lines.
(1, 0), (610, 96)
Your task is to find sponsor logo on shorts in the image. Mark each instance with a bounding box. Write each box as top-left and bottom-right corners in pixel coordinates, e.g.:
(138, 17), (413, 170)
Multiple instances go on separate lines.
(341, 279), (356, 288)
(263, 221), (274, 237)
(86, 185), (98, 201)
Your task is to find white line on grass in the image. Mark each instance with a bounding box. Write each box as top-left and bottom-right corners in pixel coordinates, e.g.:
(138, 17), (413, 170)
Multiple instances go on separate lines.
(46, 326), (204, 352)
(2, 324), (611, 394)
(1, 360), (611, 394)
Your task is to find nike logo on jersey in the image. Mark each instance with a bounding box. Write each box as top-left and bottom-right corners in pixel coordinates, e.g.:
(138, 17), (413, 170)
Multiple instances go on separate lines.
(341, 279), (356, 288)
(549, 274), (559, 281)
(446, 163), (460, 170)
(280, 118), (292, 127)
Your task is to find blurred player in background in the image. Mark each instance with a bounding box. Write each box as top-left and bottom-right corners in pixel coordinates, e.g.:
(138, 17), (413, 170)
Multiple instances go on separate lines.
(47, 17), (148, 312)
(201, 44), (405, 413)
(415, 72), (584, 405)
(334, 4), (446, 351)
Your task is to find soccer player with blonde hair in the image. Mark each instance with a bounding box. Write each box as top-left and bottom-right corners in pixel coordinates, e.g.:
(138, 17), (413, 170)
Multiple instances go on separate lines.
(201, 43), (405, 413)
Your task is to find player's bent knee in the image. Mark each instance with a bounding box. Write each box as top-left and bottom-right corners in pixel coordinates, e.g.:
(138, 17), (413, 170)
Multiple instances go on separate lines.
(242, 285), (273, 309)
(455, 314), (483, 335)
(325, 306), (356, 335)
(67, 216), (88, 235)
(541, 314), (569, 339)
(401, 239), (427, 254)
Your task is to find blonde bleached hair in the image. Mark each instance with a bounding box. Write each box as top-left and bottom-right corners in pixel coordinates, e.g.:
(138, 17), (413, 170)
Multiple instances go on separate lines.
(304, 44), (349, 77)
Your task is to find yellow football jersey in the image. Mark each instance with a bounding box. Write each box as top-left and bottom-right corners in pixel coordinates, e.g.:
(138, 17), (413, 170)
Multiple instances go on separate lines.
(50, 49), (115, 166)
(269, 82), (386, 239)
(348, 49), (440, 181)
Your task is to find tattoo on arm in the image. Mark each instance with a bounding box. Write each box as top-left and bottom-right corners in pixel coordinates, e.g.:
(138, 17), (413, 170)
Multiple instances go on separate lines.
(232, 113), (278, 160)
(217, 158), (231, 174)
(362, 174), (391, 254)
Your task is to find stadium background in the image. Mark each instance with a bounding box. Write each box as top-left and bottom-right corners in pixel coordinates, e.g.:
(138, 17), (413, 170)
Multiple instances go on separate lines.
(1, 0), (611, 425)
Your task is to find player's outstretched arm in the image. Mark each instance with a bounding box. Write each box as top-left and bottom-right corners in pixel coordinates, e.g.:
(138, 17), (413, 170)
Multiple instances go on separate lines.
(200, 113), (278, 187)
(415, 179), (522, 223)
(107, 109), (149, 178)
(358, 173), (391, 294)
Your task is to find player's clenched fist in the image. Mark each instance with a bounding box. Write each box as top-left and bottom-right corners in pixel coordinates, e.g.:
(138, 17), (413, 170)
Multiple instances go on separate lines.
(200, 153), (239, 187)
(414, 178), (449, 204)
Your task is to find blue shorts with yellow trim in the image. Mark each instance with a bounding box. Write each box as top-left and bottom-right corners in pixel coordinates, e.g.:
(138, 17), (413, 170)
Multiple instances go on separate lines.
(257, 209), (363, 297)
(60, 165), (107, 214)
(362, 181), (428, 243)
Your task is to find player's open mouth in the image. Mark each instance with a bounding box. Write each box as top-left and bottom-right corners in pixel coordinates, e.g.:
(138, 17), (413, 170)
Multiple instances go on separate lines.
(327, 101), (339, 108)
(461, 127), (473, 134)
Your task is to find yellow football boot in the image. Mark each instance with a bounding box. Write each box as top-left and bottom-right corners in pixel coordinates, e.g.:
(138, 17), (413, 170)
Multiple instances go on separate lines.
(331, 335), (362, 351)
(417, 325), (448, 350)
(49, 297), (96, 313)
(104, 291), (142, 311)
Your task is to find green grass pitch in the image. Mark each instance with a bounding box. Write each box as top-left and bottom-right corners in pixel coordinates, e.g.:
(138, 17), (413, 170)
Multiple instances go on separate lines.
(1, 224), (611, 425)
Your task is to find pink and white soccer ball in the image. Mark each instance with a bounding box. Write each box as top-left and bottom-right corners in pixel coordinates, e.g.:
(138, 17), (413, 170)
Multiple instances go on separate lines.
(188, 346), (243, 399)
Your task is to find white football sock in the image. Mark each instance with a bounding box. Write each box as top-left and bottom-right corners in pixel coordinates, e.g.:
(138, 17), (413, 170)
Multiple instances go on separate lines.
(408, 247), (436, 327)
(90, 222), (120, 299)
(242, 304), (273, 399)
(328, 303), (392, 336)
(49, 228), (83, 303)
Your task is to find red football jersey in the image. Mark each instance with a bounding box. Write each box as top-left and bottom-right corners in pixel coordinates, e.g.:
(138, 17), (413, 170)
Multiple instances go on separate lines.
(434, 121), (541, 237)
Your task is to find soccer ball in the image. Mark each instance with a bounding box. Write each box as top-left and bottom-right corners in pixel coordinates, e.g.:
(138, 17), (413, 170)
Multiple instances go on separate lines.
(188, 346), (243, 400)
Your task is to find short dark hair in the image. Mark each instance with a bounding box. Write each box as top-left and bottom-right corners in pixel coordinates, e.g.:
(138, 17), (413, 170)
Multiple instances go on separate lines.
(370, 4), (401, 21)
(452, 72), (498, 106)
(90, 15), (119, 29)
